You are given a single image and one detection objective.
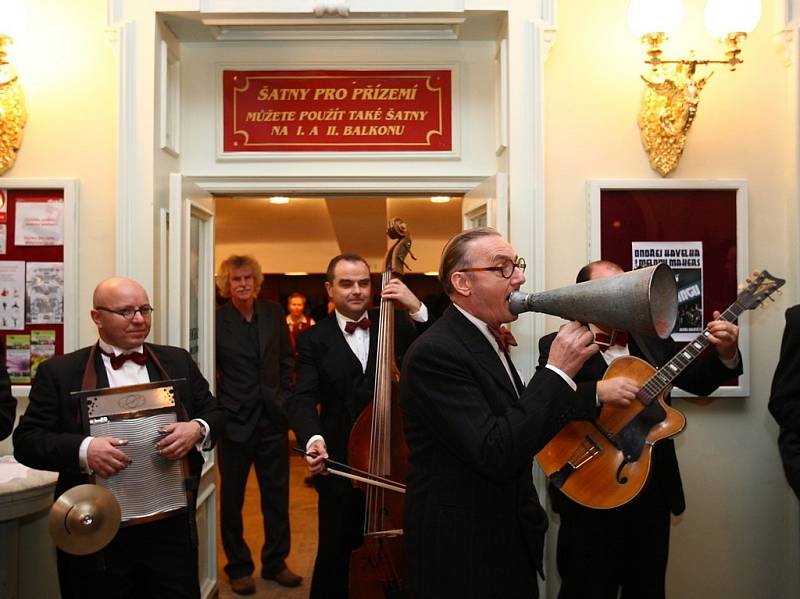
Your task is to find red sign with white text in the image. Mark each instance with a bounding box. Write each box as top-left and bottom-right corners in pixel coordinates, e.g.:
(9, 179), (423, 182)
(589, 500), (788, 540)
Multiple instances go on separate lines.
(222, 69), (452, 152)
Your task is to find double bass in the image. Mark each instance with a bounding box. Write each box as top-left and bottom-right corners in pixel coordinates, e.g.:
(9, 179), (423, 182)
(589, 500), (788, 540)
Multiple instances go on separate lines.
(347, 218), (414, 598)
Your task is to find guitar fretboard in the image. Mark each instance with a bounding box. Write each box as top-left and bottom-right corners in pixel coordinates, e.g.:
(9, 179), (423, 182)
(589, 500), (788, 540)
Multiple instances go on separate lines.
(638, 302), (744, 403)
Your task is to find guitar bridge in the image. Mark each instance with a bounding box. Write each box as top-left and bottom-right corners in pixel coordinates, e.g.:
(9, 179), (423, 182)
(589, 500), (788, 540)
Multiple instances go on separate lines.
(550, 435), (602, 489)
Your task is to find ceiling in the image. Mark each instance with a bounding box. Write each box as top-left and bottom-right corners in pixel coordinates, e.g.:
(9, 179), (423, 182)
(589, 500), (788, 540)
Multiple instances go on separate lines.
(214, 195), (463, 274)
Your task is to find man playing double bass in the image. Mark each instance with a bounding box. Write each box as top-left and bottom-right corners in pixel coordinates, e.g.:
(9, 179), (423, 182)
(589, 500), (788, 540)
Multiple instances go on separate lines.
(287, 253), (427, 599)
(538, 260), (741, 599)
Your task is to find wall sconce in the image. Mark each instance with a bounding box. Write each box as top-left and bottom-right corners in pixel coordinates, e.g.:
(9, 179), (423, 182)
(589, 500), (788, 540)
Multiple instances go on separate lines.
(628, 0), (761, 176)
(0, 34), (26, 175)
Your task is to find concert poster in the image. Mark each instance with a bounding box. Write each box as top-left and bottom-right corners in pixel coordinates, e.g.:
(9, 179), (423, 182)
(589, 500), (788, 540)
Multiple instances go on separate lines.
(632, 241), (703, 342)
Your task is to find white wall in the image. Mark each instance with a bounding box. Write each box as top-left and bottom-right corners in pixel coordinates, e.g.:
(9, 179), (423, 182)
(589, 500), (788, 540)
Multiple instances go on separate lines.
(179, 40), (497, 178)
(4, 0), (117, 349)
(544, 1), (799, 597)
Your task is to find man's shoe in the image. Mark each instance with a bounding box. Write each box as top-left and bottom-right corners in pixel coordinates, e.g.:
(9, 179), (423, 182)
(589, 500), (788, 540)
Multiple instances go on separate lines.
(263, 567), (303, 587)
(230, 575), (256, 595)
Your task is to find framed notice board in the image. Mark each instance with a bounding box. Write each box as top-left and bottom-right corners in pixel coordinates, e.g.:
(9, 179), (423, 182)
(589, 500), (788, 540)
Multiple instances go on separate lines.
(0, 179), (78, 395)
(587, 179), (748, 397)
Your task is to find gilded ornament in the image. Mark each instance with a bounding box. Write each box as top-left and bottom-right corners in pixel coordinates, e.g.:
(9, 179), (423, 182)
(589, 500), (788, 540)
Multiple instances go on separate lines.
(0, 34), (27, 175)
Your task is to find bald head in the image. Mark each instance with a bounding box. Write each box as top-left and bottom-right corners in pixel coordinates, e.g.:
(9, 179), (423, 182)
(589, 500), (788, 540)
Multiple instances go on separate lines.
(91, 277), (152, 349)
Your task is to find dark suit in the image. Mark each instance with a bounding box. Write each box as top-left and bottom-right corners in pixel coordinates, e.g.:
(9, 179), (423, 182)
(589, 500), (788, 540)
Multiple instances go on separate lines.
(537, 332), (741, 599)
(287, 308), (417, 599)
(400, 305), (597, 599)
(769, 305), (800, 500)
(215, 298), (294, 580)
(0, 359), (14, 440)
(12, 342), (224, 599)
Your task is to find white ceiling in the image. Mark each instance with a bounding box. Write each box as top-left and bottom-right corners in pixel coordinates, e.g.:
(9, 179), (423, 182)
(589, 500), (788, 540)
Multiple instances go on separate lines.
(214, 195), (463, 274)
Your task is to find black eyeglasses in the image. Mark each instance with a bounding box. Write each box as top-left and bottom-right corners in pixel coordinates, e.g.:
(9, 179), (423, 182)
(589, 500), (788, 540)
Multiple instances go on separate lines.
(461, 257), (526, 279)
(95, 305), (154, 320)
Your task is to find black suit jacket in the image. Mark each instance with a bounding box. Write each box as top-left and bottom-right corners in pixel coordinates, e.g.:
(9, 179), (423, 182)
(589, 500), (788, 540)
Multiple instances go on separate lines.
(0, 359), (14, 440)
(216, 299), (294, 442)
(538, 330), (742, 515)
(287, 308), (417, 475)
(400, 306), (597, 599)
(13, 343), (224, 498)
(769, 305), (800, 500)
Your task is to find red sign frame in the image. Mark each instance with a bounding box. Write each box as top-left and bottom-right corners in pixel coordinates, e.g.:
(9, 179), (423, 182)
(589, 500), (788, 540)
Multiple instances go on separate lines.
(222, 69), (452, 152)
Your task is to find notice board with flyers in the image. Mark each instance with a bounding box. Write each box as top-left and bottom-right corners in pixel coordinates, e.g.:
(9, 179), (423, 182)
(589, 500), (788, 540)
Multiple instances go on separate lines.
(0, 180), (78, 391)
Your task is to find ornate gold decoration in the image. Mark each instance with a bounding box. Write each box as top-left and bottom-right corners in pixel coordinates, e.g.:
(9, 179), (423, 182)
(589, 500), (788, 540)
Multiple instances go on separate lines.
(0, 34), (27, 175)
(636, 32), (747, 177)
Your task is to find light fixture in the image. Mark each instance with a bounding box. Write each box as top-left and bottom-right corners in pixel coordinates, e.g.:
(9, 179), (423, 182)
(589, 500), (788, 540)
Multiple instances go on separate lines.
(0, 1), (27, 174)
(424, 271), (439, 276)
(285, 271), (308, 276)
(269, 196), (290, 204)
(430, 196), (450, 203)
(628, 0), (761, 176)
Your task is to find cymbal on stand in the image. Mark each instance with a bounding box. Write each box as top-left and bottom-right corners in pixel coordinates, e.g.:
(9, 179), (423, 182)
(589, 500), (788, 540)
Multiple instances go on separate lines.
(48, 484), (121, 555)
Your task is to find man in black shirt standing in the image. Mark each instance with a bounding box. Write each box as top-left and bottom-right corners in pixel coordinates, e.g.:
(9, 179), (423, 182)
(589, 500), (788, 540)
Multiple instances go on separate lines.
(216, 255), (300, 595)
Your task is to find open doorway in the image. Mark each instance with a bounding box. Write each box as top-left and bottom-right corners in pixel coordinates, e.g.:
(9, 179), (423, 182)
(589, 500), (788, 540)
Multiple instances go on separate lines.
(213, 195), (464, 323)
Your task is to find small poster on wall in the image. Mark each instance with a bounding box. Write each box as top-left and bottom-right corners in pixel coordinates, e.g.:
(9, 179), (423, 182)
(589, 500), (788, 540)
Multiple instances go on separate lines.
(30, 329), (56, 378)
(14, 198), (64, 246)
(6, 333), (31, 384)
(26, 262), (64, 324)
(632, 241), (704, 342)
(0, 260), (25, 330)
(0, 224), (6, 254)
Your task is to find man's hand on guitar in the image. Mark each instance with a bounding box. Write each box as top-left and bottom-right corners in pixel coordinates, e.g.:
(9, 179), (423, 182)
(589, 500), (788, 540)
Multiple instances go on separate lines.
(547, 321), (599, 378)
(597, 377), (638, 407)
(707, 311), (739, 361)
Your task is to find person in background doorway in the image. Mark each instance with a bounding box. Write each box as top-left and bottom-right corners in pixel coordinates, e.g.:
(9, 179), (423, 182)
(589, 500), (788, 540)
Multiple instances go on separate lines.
(286, 292), (316, 359)
(215, 255), (301, 595)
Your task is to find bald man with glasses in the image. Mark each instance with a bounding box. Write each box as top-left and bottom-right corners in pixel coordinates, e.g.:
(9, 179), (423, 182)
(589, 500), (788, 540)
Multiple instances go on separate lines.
(13, 276), (224, 599)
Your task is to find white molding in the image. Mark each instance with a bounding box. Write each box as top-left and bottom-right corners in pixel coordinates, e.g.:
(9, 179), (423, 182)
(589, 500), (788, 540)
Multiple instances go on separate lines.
(1, 178), (80, 398)
(586, 178), (750, 397)
(159, 39), (181, 157)
(539, 0), (557, 28)
(116, 21), (136, 278)
(494, 36), (509, 155)
(168, 173), (183, 348)
(214, 62), (461, 162)
(189, 175), (488, 195)
(158, 208), (169, 345)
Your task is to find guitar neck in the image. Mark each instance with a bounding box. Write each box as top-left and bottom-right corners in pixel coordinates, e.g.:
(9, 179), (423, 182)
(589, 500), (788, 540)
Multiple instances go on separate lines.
(639, 302), (743, 400)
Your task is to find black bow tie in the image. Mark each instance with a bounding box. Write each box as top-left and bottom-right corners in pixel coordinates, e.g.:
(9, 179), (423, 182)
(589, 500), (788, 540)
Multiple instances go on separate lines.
(344, 318), (371, 334)
(102, 349), (147, 370)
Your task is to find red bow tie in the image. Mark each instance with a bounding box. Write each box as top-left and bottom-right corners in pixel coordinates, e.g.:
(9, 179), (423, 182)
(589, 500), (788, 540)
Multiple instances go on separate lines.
(102, 349), (147, 370)
(594, 330), (629, 352)
(344, 318), (371, 334)
(488, 324), (518, 353)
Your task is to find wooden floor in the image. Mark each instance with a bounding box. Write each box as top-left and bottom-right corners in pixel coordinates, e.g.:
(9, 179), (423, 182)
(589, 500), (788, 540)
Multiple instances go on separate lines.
(216, 440), (318, 598)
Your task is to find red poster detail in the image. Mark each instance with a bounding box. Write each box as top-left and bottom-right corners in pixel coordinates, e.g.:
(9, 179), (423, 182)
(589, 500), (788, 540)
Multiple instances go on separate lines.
(223, 70), (452, 152)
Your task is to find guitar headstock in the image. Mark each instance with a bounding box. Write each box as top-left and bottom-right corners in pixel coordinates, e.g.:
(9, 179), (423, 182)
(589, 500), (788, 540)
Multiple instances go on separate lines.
(737, 270), (785, 310)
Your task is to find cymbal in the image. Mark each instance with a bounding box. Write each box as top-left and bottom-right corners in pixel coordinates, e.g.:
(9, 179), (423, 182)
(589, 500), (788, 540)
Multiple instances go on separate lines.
(48, 484), (121, 555)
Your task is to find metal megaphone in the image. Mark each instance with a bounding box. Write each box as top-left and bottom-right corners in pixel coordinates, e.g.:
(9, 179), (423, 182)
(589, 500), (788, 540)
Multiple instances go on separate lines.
(508, 263), (678, 339)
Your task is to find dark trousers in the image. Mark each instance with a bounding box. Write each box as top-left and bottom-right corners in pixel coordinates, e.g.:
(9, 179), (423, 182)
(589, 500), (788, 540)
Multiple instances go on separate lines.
(310, 479), (365, 599)
(57, 512), (199, 599)
(219, 421), (290, 580)
(556, 487), (671, 599)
